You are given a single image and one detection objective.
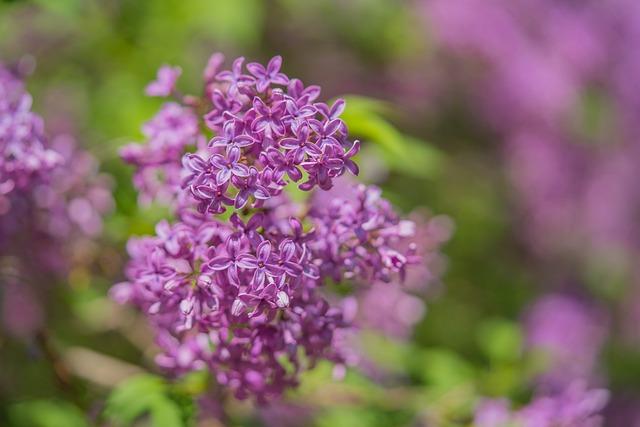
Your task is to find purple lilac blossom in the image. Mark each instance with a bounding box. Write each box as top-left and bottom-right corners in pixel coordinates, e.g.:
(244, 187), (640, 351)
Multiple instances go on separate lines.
(113, 54), (437, 401)
(475, 382), (609, 427)
(423, 3), (640, 413)
(0, 64), (113, 337)
(258, 402), (314, 427)
(120, 102), (201, 206)
(0, 63), (61, 212)
(524, 293), (607, 390)
(331, 212), (452, 382)
(422, 1), (627, 419)
(603, 394), (640, 427)
(356, 283), (425, 340)
(424, 0), (640, 268)
(308, 184), (419, 284)
(145, 65), (182, 97)
(1, 278), (43, 339)
(329, 208), (451, 341)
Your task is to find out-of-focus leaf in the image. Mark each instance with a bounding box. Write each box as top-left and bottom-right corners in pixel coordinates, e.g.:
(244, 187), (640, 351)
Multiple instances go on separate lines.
(31, 0), (83, 18)
(315, 406), (414, 427)
(142, 0), (263, 50)
(572, 88), (615, 142)
(148, 399), (184, 427)
(105, 374), (186, 427)
(476, 319), (522, 363)
(190, 0), (264, 46)
(412, 348), (475, 392)
(315, 407), (379, 427)
(105, 374), (165, 423)
(359, 331), (412, 374)
(295, 360), (379, 402)
(173, 370), (210, 396)
(8, 400), (89, 427)
(340, 96), (442, 179)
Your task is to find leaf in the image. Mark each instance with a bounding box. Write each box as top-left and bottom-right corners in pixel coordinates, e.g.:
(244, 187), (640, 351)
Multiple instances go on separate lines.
(173, 370), (210, 396)
(315, 407), (374, 427)
(413, 348), (476, 391)
(8, 400), (89, 427)
(149, 398), (185, 427)
(359, 331), (412, 374)
(476, 319), (523, 363)
(105, 375), (165, 423)
(31, 0), (83, 18)
(104, 374), (189, 427)
(340, 96), (443, 179)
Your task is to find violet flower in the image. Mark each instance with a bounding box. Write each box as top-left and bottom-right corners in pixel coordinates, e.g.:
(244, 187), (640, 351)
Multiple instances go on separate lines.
(246, 55), (289, 93)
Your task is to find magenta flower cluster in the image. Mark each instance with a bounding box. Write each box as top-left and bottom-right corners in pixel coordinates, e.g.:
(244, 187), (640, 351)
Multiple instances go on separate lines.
(524, 293), (607, 389)
(0, 64), (61, 211)
(122, 55), (359, 212)
(308, 184), (419, 284)
(424, 1), (640, 420)
(475, 382), (609, 427)
(113, 54), (426, 400)
(425, 0), (640, 267)
(185, 55), (359, 215)
(0, 63), (113, 337)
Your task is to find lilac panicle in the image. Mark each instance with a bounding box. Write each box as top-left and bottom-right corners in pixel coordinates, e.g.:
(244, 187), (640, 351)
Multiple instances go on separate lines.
(186, 62), (360, 213)
(475, 382), (609, 427)
(524, 293), (607, 389)
(113, 54), (438, 401)
(0, 63), (113, 337)
(123, 54), (360, 212)
(0, 64), (61, 211)
(425, 0), (640, 269)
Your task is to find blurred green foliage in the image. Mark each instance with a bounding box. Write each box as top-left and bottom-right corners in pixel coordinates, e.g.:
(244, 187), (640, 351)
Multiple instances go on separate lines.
(8, 400), (89, 427)
(105, 375), (194, 427)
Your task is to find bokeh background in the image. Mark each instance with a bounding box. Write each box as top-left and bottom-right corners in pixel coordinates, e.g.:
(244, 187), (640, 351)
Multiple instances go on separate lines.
(1, 0), (639, 426)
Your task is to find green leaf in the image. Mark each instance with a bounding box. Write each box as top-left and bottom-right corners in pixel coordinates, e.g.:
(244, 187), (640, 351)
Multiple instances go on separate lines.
(8, 400), (89, 427)
(413, 348), (476, 391)
(149, 398), (185, 427)
(477, 319), (523, 363)
(359, 331), (412, 374)
(104, 374), (189, 427)
(173, 370), (210, 396)
(340, 96), (442, 179)
(105, 375), (166, 424)
(315, 406), (411, 427)
(31, 0), (83, 19)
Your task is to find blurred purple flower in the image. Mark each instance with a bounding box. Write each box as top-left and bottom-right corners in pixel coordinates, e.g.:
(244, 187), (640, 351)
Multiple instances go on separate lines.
(475, 382), (609, 427)
(0, 63), (113, 338)
(145, 65), (181, 97)
(524, 293), (607, 389)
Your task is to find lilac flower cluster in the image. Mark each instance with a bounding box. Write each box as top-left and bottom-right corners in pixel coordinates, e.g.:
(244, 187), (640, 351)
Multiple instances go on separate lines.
(112, 210), (347, 400)
(0, 64), (113, 337)
(123, 56), (359, 212)
(475, 382), (609, 427)
(0, 64), (61, 212)
(424, 0), (640, 269)
(524, 293), (607, 390)
(308, 184), (419, 284)
(423, 3), (640, 420)
(120, 101), (201, 205)
(0, 134), (113, 275)
(310, 184), (452, 341)
(113, 54), (433, 401)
